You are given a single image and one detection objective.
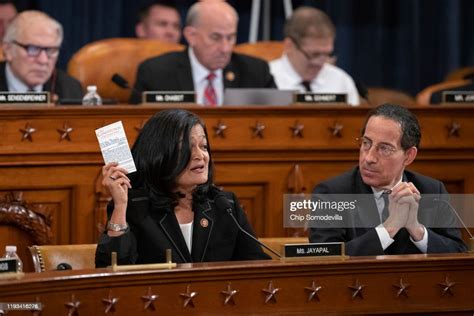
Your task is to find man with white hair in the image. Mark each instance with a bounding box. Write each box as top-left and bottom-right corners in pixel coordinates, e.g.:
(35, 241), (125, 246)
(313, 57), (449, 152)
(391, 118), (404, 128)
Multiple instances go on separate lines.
(1, 10), (83, 102)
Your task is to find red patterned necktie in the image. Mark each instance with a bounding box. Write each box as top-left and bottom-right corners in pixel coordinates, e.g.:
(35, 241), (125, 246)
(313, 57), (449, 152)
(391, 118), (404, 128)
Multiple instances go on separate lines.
(203, 72), (217, 106)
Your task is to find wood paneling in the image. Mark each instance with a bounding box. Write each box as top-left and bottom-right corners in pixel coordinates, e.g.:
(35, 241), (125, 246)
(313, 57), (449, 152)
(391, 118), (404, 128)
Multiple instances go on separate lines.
(0, 105), (473, 267)
(0, 254), (473, 315)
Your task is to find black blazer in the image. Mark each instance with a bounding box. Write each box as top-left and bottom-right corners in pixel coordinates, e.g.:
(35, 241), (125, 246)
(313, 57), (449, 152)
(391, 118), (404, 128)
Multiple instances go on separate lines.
(95, 189), (270, 267)
(129, 49), (276, 104)
(309, 167), (467, 256)
(0, 61), (83, 101)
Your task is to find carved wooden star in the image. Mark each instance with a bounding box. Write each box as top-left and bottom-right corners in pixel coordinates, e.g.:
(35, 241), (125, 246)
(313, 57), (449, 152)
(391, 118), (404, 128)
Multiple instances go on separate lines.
(102, 290), (119, 314)
(392, 278), (410, 298)
(290, 121), (304, 138)
(251, 121), (265, 138)
(328, 122), (343, 138)
(180, 285), (198, 308)
(57, 122), (74, 141)
(304, 281), (322, 302)
(65, 294), (80, 316)
(262, 281), (280, 304)
(141, 286), (158, 311)
(348, 279), (365, 300)
(213, 120), (228, 138)
(135, 120), (147, 132)
(221, 282), (239, 305)
(438, 276), (456, 297)
(20, 122), (37, 141)
(446, 121), (461, 138)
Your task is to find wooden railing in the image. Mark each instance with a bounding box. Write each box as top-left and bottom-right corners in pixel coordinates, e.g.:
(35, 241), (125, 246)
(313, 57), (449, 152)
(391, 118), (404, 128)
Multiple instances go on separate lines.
(1, 105), (474, 271)
(1, 254), (473, 315)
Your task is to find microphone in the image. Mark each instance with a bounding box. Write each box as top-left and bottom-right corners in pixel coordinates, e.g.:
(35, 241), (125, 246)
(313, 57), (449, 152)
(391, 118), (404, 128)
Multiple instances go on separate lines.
(111, 73), (142, 103)
(111, 73), (130, 89)
(56, 262), (72, 270)
(421, 196), (474, 251)
(355, 81), (371, 106)
(214, 193), (281, 258)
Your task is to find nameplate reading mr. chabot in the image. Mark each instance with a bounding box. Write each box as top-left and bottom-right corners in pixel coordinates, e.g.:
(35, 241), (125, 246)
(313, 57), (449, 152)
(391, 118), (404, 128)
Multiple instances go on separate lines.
(142, 91), (196, 104)
(294, 93), (347, 104)
(283, 242), (344, 258)
(0, 258), (18, 273)
(0, 92), (50, 104)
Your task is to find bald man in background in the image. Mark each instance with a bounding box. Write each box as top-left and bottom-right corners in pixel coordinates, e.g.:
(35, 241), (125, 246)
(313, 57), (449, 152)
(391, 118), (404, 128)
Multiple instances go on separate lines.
(1, 10), (83, 102)
(130, 1), (275, 104)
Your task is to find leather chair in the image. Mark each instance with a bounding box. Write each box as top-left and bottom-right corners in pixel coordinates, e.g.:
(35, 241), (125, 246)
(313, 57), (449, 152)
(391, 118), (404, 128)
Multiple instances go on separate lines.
(258, 237), (308, 259)
(366, 87), (415, 107)
(67, 38), (183, 103)
(233, 41), (284, 62)
(445, 66), (474, 81)
(28, 244), (97, 272)
(416, 79), (472, 106)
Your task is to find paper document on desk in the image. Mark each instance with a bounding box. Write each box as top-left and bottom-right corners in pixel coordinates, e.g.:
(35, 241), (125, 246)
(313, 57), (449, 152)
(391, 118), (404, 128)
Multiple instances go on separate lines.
(95, 121), (137, 173)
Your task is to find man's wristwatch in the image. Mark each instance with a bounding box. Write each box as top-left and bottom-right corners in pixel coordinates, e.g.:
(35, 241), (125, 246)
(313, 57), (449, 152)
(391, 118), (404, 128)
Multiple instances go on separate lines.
(107, 221), (129, 232)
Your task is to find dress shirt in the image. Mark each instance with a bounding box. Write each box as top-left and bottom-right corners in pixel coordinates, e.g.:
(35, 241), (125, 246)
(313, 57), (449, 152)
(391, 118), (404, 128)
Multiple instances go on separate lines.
(188, 48), (223, 106)
(5, 63), (43, 92)
(270, 54), (360, 106)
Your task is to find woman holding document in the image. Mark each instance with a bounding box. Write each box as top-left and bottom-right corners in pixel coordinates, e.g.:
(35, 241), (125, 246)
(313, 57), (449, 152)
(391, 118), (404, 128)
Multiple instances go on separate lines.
(95, 109), (269, 267)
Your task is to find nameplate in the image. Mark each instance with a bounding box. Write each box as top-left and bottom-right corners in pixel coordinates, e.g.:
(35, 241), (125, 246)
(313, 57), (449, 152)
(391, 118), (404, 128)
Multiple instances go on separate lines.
(442, 91), (474, 103)
(294, 93), (347, 104)
(283, 242), (344, 258)
(142, 91), (196, 104)
(0, 258), (17, 273)
(0, 92), (50, 104)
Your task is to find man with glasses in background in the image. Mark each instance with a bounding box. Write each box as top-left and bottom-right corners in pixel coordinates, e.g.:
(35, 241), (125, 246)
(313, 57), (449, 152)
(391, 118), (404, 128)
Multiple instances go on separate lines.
(1, 11), (83, 102)
(309, 104), (467, 255)
(270, 6), (359, 106)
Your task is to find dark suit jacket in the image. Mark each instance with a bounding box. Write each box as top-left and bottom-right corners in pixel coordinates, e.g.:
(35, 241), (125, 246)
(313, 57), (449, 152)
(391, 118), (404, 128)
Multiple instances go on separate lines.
(129, 49), (276, 104)
(96, 189), (270, 267)
(0, 61), (83, 101)
(309, 166), (467, 256)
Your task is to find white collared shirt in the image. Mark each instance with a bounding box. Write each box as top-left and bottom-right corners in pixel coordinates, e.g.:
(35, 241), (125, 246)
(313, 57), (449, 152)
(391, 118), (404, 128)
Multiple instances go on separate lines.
(188, 48), (224, 106)
(5, 63), (43, 92)
(269, 54), (360, 106)
(372, 177), (428, 253)
(179, 221), (193, 253)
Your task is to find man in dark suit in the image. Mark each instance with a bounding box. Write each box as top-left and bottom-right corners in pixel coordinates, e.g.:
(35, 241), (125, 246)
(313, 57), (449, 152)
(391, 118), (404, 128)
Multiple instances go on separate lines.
(309, 104), (467, 256)
(1, 11), (83, 102)
(130, 1), (275, 104)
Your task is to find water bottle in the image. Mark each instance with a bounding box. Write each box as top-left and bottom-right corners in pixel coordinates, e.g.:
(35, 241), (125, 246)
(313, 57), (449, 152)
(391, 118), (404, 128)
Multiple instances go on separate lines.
(4, 245), (23, 272)
(82, 85), (102, 106)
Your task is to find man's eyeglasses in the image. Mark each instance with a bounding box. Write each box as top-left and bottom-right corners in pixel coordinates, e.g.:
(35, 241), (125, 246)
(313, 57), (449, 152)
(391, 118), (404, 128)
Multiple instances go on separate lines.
(356, 137), (399, 158)
(288, 36), (335, 63)
(12, 40), (60, 58)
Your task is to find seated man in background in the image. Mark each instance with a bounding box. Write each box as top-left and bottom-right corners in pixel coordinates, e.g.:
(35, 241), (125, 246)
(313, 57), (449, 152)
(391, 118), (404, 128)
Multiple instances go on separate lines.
(0, 0), (16, 42)
(309, 103), (467, 255)
(130, 1), (275, 105)
(270, 7), (359, 106)
(135, 0), (181, 43)
(1, 10), (83, 102)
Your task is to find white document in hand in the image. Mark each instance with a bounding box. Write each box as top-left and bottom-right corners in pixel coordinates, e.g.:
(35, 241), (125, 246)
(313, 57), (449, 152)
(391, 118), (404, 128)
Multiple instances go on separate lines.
(95, 121), (137, 173)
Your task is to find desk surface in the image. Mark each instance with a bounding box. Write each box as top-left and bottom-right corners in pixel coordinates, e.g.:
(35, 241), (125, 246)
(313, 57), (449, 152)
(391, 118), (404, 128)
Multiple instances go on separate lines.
(1, 253), (473, 315)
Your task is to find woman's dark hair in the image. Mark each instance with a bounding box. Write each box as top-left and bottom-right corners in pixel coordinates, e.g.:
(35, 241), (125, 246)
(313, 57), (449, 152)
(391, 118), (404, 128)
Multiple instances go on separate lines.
(130, 109), (214, 209)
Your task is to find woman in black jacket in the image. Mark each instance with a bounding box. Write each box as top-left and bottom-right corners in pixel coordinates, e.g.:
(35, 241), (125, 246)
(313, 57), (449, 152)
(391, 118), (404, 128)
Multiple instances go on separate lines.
(96, 109), (269, 267)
